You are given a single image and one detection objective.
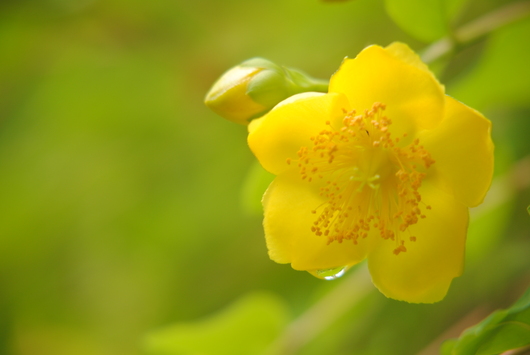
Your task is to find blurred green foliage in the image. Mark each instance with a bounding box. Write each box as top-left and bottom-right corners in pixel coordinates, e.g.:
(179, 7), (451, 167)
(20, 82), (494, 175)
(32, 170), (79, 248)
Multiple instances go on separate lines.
(240, 161), (275, 215)
(385, 0), (468, 42)
(144, 292), (289, 355)
(449, 15), (530, 114)
(0, 0), (529, 354)
(442, 286), (530, 355)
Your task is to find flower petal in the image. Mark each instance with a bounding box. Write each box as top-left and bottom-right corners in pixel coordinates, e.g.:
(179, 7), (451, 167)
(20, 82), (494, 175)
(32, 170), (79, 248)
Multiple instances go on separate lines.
(263, 169), (369, 270)
(367, 180), (468, 303)
(385, 42), (436, 79)
(329, 45), (445, 137)
(248, 92), (350, 175)
(420, 96), (494, 207)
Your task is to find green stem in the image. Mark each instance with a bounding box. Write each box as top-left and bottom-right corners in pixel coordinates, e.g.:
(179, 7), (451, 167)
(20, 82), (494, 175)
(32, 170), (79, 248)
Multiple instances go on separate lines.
(284, 66), (329, 94)
(261, 264), (373, 355)
(422, 0), (530, 64)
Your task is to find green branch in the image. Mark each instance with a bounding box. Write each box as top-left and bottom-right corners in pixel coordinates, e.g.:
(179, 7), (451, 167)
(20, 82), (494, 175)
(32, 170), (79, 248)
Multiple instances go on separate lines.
(422, 1), (530, 63)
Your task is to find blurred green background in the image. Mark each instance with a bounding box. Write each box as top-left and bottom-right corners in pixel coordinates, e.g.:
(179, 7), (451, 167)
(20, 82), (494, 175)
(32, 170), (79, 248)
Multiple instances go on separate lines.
(0, 0), (529, 354)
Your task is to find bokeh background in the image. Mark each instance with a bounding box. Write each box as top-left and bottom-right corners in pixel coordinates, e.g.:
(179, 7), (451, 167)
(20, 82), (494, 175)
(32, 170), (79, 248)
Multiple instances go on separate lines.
(0, 0), (529, 354)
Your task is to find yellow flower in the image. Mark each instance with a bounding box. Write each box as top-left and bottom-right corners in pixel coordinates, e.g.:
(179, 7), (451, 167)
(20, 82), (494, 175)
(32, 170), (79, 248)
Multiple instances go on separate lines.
(247, 43), (494, 303)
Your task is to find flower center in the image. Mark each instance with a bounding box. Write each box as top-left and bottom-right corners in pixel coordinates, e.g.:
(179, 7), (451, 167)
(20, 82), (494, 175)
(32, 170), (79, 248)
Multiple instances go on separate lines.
(289, 102), (435, 255)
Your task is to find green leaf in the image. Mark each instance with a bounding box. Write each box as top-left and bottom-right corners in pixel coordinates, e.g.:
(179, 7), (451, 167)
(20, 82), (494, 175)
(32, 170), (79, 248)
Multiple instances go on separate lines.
(441, 287), (530, 355)
(143, 292), (289, 355)
(240, 161), (275, 215)
(441, 339), (458, 355)
(384, 0), (468, 42)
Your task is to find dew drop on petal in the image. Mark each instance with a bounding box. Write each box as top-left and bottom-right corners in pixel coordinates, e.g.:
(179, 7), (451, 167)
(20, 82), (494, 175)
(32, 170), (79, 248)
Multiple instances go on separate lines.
(310, 266), (350, 280)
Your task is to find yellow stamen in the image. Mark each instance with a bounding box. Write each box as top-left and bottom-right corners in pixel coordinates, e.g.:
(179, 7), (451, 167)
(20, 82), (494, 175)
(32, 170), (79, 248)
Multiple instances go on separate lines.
(290, 102), (435, 255)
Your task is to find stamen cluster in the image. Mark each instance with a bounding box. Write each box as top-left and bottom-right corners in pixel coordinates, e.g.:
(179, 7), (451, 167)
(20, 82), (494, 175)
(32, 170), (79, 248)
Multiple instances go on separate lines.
(287, 103), (435, 255)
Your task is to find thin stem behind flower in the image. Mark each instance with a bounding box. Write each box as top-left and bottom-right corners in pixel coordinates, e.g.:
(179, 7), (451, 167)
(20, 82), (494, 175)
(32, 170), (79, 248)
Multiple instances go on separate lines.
(422, 0), (530, 63)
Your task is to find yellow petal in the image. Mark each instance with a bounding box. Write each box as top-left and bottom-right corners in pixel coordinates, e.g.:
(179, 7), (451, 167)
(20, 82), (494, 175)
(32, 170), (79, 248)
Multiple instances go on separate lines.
(385, 42), (435, 79)
(248, 92), (349, 175)
(329, 45), (445, 138)
(367, 180), (468, 303)
(420, 96), (494, 207)
(262, 169), (369, 270)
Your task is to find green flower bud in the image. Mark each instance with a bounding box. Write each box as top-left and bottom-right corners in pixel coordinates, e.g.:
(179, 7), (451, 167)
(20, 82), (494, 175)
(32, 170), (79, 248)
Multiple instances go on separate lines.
(205, 58), (328, 125)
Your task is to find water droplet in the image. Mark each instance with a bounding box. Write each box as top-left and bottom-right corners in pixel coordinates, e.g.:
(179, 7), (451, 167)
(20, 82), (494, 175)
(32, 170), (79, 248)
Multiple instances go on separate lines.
(310, 266), (349, 280)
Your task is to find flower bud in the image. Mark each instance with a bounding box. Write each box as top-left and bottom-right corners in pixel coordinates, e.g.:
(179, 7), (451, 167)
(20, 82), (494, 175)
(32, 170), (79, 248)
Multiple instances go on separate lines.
(205, 58), (328, 125)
